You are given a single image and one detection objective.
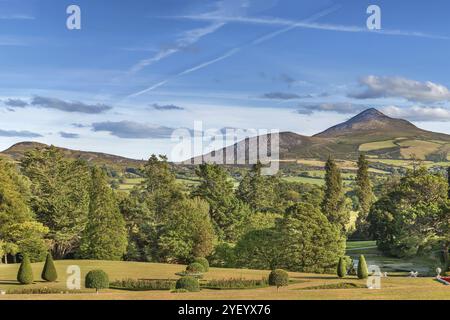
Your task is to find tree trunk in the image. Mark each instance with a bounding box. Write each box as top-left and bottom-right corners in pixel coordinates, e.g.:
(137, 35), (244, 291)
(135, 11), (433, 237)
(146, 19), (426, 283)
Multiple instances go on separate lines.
(4, 254), (7, 264)
(443, 242), (449, 271)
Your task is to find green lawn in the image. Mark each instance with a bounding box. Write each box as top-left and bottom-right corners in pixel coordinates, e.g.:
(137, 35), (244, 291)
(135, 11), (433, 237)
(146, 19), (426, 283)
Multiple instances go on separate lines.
(0, 260), (448, 300)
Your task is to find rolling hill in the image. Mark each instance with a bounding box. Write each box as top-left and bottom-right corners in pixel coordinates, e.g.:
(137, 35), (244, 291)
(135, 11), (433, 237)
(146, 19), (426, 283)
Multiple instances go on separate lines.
(189, 108), (450, 163)
(0, 141), (145, 169)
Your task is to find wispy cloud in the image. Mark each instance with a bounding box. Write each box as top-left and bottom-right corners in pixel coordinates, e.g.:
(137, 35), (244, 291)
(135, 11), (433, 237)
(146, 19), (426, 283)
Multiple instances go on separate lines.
(262, 92), (304, 100)
(0, 14), (34, 20)
(128, 5), (340, 98)
(31, 96), (113, 114)
(151, 103), (184, 111)
(297, 102), (367, 115)
(3, 98), (28, 107)
(381, 105), (450, 122)
(59, 132), (80, 139)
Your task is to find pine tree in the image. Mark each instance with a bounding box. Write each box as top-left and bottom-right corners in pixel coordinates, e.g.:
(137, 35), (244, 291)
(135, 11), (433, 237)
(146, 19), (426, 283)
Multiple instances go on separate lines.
(321, 157), (348, 230)
(41, 252), (58, 282)
(357, 255), (368, 279)
(17, 255), (34, 284)
(78, 167), (127, 260)
(355, 154), (375, 238)
(337, 257), (346, 278)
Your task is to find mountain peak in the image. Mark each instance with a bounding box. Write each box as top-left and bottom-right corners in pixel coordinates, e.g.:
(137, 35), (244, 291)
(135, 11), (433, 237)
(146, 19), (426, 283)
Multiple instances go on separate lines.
(314, 108), (418, 138)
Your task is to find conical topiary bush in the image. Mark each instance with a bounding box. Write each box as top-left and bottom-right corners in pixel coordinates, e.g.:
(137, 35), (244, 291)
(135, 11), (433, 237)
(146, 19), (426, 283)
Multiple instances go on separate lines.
(337, 257), (346, 278)
(41, 252), (58, 282)
(357, 254), (368, 279)
(17, 255), (34, 285)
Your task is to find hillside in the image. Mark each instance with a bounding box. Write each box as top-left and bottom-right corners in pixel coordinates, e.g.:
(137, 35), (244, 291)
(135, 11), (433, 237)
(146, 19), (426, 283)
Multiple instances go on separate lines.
(190, 108), (450, 162)
(0, 141), (145, 169)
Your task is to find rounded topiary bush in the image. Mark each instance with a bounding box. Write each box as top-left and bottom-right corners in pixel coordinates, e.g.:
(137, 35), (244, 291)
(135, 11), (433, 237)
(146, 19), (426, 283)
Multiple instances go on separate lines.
(85, 270), (109, 293)
(186, 262), (205, 273)
(357, 255), (368, 279)
(17, 255), (34, 285)
(193, 257), (209, 272)
(41, 253), (58, 282)
(337, 257), (346, 278)
(175, 276), (200, 292)
(268, 269), (289, 289)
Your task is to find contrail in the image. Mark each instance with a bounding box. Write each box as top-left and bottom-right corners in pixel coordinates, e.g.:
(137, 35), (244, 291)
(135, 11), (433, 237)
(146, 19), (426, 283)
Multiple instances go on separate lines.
(127, 5), (341, 98)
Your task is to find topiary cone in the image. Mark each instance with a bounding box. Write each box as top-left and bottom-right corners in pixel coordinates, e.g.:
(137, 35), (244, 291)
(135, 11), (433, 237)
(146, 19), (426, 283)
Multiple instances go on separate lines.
(337, 257), (346, 278)
(41, 252), (58, 282)
(357, 255), (368, 279)
(17, 255), (34, 285)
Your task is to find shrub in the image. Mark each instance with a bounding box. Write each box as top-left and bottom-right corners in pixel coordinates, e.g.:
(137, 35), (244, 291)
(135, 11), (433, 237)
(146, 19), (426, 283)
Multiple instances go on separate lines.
(17, 255), (34, 285)
(41, 253), (58, 282)
(85, 270), (109, 293)
(203, 278), (268, 290)
(357, 255), (368, 279)
(303, 282), (367, 290)
(186, 262), (205, 273)
(337, 257), (346, 278)
(175, 276), (200, 292)
(110, 279), (174, 291)
(193, 257), (209, 272)
(268, 269), (289, 289)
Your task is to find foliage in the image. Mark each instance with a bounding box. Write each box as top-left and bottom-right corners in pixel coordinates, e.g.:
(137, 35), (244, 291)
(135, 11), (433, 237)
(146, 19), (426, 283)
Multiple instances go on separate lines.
(175, 276), (200, 292)
(21, 147), (91, 258)
(303, 282), (366, 290)
(354, 154), (375, 239)
(78, 167), (127, 260)
(368, 167), (448, 258)
(268, 269), (289, 289)
(193, 163), (250, 241)
(157, 198), (216, 263)
(203, 278), (268, 289)
(321, 157), (349, 230)
(337, 257), (346, 278)
(110, 278), (174, 291)
(357, 255), (368, 279)
(186, 262), (205, 273)
(208, 242), (236, 268)
(85, 270), (109, 292)
(41, 252), (57, 282)
(17, 255), (34, 284)
(192, 257), (209, 272)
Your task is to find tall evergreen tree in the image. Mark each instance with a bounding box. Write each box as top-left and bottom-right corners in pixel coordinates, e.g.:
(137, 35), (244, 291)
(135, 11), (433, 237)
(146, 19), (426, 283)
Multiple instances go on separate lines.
(321, 157), (348, 230)
(79, 167), (127, 260)
(21, 147), (91, 258)
(41, 252), (57, 282)
(193, 163), (250, 241)
(355, 154), (375, 238)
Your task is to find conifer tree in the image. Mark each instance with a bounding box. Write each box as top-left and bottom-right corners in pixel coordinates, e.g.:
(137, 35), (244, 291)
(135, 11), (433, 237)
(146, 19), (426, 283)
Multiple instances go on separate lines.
(357, 255), (368, 279)
(337, 257), (346, 278)
(17, 255), (34, 284)
(78, 167), (127, 260)
(355, 154), (375, 238)
(321, 157), (348, 230)
(41, 252), (58, 282)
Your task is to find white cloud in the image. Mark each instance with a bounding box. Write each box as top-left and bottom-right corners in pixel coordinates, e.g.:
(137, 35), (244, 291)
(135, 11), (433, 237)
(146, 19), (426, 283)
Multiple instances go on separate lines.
(381, 105), (450, 122)
(350, 76), (450, 103)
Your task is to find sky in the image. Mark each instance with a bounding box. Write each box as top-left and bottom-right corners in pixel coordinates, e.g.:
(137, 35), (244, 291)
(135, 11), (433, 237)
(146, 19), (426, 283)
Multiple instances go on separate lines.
(2, 0), (450, 160)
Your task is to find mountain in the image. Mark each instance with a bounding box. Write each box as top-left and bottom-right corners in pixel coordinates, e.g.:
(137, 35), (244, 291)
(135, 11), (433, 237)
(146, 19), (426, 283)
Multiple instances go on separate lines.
(189, 108), (450, 163)
(0, 142), (145, 169)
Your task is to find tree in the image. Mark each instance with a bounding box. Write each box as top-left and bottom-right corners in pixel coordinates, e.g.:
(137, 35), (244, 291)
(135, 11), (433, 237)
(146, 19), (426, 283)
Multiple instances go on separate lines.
(321, 157), (349, 230)
(78, 167), (127, 260)
(193, 164), (250, 241)
(337, 257), (346, 278)
(268, 269), (289, 290)
(0, 160), (48, 263)
(357, 255), (368, 279)
(41, 252), (57, 282)
(85, 270), (109, 293)
(237, 162), (281, 213)
(157, 198), (216, 263)
(17, 255), (34, 284)
(369, 167), (448, 257)
(278, 202), (346, 273)
(21, 147), (91, 258)
(354, 154), (375, 239)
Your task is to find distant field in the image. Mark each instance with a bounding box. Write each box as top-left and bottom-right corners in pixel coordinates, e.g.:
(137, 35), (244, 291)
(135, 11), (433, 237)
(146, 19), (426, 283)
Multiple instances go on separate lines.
(0, 260), (448, 300)
(397, 140), (442, 159)
(359, 140), (398, 152)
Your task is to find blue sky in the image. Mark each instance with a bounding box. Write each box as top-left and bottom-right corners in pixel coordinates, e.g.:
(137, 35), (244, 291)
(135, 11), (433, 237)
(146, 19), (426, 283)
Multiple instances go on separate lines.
(2, 0), (450, 160)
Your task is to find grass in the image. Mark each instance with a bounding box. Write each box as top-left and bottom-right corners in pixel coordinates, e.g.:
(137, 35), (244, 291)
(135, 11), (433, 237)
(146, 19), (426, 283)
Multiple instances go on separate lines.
(397, 140), (441, 159)
(0, 260), (448, 300)
(359, 140), (398, 152)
